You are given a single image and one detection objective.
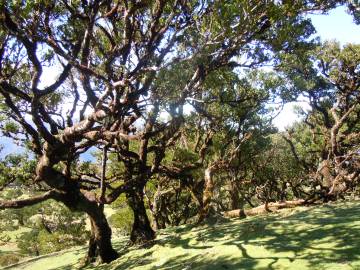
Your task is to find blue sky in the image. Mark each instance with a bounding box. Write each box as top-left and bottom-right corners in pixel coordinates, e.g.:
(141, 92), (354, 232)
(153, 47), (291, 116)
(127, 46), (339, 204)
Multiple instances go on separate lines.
(310, 6), (360, 45)
(1, 6), (359, 156)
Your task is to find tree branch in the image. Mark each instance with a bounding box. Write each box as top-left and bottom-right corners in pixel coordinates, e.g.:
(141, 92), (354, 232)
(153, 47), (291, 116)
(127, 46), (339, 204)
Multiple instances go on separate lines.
(0, 190), (60, 209)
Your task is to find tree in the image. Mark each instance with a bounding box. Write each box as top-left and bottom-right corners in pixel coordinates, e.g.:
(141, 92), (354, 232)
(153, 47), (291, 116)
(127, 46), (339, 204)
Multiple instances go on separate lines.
(282, 42), (360, 201)
(0, 0), (351, 263)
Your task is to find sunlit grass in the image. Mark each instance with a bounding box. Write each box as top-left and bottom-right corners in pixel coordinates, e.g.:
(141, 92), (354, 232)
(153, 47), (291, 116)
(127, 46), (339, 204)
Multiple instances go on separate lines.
(3, 200), (360, 270)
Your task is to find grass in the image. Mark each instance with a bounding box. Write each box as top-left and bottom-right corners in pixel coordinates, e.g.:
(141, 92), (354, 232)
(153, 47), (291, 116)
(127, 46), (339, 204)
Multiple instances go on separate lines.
(3, 200), (360, 270)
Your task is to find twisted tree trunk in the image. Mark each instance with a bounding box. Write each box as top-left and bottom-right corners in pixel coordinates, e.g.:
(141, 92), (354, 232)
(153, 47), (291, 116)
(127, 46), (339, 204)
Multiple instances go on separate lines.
(127, 184), (155, 244)
(86, 219), (98, 263)
(35, 144), (118, 263)
(85, 207), (118, 263)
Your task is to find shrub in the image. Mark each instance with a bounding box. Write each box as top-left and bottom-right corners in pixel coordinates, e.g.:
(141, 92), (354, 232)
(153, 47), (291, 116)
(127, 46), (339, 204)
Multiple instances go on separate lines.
(16, 200), (89, 256)
(0, 254), (20, 267)
(109, 207), (134, 235)
(0, 234), (10, 246)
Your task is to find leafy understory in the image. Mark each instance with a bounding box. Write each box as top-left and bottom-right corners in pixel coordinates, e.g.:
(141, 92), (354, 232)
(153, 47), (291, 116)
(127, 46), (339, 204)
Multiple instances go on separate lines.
(3, 200), (360, 270)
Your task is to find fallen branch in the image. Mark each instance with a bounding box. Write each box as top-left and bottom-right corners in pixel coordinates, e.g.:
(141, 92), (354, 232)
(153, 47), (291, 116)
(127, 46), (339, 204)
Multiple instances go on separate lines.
(223, 199), (308, 218)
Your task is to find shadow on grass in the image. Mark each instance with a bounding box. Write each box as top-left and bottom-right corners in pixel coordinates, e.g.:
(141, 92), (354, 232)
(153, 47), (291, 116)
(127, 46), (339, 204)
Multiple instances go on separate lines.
(49, 264), (78, 270)
(90, 202), (360, 269)
(91, 202), (360, 270)
(91, 251), (154, 270)
(182, 201), (360, 269)
(10, 201), (360, 270)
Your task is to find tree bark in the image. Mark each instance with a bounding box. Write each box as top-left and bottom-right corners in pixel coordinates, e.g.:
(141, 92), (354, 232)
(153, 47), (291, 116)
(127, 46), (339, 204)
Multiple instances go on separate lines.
(151, 187), (166, 230)
(0, 190), (57, 209)
(33, 148), (118, 264)
(127, 185), (155, 244)
(229, 180), (242, 210)
(85, 204), (118, 263)
(85, 219), (98, 264)
(198, 167), (215, 222)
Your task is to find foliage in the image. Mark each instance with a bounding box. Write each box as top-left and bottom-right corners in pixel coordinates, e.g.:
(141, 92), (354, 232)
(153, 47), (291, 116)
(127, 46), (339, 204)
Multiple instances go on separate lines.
(8, 199), (90, 256)
(0, 253), (20, 267)
(0, 153), (36, 188)
(0, 233), (10, 245)
(107, 194), (134, 235)
(109, 207), (134, 236)
(280, 42), (360, 199)
(17, 227), (88, 256)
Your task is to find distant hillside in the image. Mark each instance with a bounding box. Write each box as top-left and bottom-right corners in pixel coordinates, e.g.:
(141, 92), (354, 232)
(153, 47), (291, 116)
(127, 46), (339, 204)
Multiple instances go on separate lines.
(3, 200), (360, 270)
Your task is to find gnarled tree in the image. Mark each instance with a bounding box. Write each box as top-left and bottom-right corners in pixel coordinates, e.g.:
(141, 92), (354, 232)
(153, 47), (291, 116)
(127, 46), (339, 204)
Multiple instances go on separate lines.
(0, 0), (351, 263)
(282, 42), (360, 201)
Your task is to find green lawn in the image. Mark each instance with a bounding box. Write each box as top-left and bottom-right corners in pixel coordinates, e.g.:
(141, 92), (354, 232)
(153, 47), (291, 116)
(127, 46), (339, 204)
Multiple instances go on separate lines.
(3, 200), (360, 270)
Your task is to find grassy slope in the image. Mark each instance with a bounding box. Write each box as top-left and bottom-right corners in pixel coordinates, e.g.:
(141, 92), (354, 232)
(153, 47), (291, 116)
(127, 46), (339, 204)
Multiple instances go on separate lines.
(3, 200), (360, 270)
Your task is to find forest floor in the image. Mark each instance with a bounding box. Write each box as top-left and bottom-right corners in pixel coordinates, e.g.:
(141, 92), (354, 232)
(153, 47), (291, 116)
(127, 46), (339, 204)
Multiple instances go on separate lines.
(2, 200), (360, 270)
